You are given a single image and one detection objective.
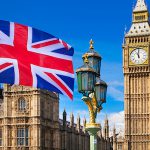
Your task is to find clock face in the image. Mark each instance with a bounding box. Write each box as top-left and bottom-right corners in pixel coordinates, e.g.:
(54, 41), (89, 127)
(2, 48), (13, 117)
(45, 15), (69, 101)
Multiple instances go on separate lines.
(130, 48), (148, 65)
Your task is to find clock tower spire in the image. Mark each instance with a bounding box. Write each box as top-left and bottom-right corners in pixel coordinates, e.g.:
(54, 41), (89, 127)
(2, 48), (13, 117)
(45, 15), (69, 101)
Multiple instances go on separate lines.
(134, 0), (147, 12)
(126, 0), (150, 37)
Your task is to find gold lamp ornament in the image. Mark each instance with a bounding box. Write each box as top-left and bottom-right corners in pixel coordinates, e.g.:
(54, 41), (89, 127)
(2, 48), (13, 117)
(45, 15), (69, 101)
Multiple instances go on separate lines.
(90, 39), (94, 49)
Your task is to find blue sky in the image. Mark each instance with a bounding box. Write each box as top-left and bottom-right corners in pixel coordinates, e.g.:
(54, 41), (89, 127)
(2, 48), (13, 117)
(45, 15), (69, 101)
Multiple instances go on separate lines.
(0, 0), (149, 132)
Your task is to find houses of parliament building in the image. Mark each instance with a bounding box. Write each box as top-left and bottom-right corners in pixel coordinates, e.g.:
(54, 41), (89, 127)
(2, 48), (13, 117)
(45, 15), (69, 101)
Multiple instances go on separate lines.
(0, 84), (114, 150)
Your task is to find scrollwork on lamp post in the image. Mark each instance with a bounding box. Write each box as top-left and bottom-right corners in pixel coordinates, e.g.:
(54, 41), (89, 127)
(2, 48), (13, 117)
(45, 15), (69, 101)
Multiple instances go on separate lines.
(76, 40), (107, 150)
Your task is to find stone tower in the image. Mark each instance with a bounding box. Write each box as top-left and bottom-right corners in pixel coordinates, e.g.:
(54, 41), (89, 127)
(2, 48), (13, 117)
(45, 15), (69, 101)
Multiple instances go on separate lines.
(70, 112), (74, 128)
(63, 109), (67, 128)
(103, 115), (109, 140)
(1, 84), (60, 150)
(123, 0), (150, 149)
(77, 114), (81, 132)
(113, 125), (117, 150)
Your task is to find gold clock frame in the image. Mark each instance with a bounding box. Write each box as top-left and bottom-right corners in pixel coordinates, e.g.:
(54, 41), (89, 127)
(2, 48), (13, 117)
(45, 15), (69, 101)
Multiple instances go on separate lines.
(129, 46), (149, 66)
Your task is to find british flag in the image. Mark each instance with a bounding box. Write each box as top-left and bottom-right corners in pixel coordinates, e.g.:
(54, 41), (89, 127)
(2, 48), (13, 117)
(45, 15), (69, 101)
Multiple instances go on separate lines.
(0, 20), (74, 99)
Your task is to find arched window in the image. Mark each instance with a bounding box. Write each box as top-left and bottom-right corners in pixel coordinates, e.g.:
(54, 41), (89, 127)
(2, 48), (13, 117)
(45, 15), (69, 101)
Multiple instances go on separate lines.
(18, 98), (26, 111)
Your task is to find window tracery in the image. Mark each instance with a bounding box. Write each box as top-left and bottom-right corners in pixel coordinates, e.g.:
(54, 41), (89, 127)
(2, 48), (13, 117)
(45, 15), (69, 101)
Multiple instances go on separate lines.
(18, 98), (26, 111)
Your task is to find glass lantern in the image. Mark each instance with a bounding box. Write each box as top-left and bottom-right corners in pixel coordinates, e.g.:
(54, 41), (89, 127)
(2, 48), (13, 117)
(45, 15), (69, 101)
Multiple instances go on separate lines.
(82, 40), (102, 76)
(95, 79), (107, 107)
(87, 55), (101, 76)
(76, 63), (96, 97)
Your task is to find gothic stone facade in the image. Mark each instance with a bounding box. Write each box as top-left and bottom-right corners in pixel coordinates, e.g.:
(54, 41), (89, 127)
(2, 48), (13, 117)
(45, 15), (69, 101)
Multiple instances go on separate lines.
(0, 84), (60, 150)
(0, 84), (113, 150)
(60, 111), (113, 150)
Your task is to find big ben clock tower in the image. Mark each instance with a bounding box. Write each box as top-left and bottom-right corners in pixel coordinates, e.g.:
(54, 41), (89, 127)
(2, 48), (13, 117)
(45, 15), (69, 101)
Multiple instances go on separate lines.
(123, 0), (150, 150)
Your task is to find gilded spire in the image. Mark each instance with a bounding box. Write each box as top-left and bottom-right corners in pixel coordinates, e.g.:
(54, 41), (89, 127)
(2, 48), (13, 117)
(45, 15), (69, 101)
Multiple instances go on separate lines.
(89, 39), (94, 49)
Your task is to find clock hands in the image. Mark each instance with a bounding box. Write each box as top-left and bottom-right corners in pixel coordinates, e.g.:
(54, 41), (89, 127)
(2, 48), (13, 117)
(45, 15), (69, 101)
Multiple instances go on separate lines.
(137, 49), (140, 59)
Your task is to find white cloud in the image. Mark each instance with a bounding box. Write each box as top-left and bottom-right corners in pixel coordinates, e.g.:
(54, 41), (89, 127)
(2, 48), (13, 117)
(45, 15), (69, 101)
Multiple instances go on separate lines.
(76, 110), (89, 116)
(108, 111), (124, 134)
(100, 61), (124, 102)
(108, 81), (124, 87)
(108, 86), (124, 101)
(105, 80), (124, 102)
(98, 111), (124, 136)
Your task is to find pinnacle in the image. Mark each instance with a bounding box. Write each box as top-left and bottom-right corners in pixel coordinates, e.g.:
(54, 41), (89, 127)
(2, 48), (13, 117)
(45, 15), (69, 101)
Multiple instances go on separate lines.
(133, 0), (147, 12)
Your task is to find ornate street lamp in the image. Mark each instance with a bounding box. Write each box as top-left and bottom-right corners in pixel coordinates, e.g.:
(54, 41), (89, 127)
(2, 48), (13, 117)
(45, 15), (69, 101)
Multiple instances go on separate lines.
(76, 39), (107, 150)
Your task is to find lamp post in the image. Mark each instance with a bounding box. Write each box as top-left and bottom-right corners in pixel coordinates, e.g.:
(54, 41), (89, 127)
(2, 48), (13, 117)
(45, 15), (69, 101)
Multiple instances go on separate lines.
(76, 40), (107, 150)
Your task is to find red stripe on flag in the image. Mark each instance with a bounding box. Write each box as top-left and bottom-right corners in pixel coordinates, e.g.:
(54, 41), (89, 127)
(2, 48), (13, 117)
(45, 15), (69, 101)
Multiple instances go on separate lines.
(14, 24), (33, 86)
(32, 39), (60, 48)
(0, 63), (12, 70)
(59, 40), (69, 50)
(45, 72), (73, 100)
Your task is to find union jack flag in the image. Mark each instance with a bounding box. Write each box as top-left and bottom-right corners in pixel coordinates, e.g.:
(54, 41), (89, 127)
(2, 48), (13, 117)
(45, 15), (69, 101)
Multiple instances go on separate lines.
(0, 20), (74, 99)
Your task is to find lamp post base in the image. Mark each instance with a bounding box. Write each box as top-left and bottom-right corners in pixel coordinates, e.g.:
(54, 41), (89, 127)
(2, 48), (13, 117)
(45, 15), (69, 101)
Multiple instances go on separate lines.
(86, 123), (100, 150)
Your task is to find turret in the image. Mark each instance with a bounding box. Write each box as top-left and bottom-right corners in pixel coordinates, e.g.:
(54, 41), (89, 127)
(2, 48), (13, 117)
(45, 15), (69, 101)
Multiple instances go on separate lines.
(97, 124), (102, 138)
(113, 125), (117, 150)
(103, 115), (109, 140)
(83, 116), (86, 132)
(70, 112), (74, 128)
(63, 109), (67, 127)
(77, 114), (80, 132)
(113, 125), (116, 140)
